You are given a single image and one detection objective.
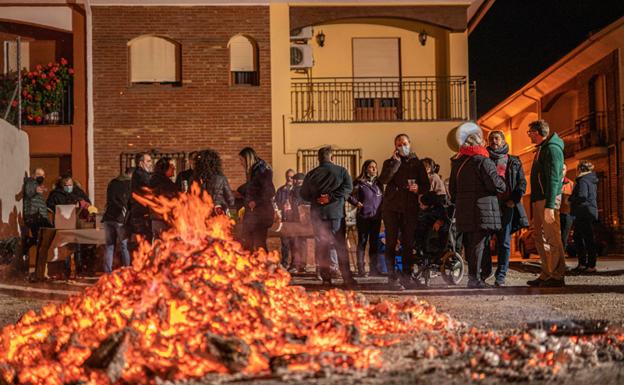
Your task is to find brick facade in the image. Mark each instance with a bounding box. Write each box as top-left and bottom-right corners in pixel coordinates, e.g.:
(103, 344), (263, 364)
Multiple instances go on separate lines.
(91, 6), (272, 206)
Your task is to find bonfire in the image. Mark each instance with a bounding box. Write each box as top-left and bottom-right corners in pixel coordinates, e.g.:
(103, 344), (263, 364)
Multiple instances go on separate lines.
(0, 185), (452, 385)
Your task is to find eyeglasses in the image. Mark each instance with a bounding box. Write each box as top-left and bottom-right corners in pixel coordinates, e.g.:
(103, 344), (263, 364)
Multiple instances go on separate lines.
(527, 130), (537, 135)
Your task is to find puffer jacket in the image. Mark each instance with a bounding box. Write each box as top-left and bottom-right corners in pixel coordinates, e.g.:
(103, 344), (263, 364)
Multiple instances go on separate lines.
(449, 146), (506, 233)
(570, 172), (598, 220)
(379, 153), (430, 215)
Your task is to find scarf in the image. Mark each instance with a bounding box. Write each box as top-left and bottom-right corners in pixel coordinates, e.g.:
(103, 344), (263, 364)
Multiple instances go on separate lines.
(487, 144), (509, 177)
(458, 145), (490, 158)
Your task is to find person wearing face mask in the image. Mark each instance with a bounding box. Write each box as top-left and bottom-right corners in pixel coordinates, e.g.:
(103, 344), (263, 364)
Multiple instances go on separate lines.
(46, 175), (91, 279)
(22, 168), (52, 270)
(348, 160), (385, 277)
(379, 134), (430, 290)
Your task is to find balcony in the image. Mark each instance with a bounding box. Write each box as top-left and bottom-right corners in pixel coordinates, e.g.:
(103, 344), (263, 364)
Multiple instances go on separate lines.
(561, 112), (607, 159)
(291, 76), (469, 123)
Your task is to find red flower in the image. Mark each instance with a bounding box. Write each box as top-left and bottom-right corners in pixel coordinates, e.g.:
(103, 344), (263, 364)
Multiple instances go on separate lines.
(22, 90), (28, 97)
(60, 58), (68, 65)
(31, 79), (36, 84)
(35, 116), (42, 123)
(27, 72), (33, 78)
(45, 85), (52, 90)
(36, 64), (42, 71)
(27, 115), (33, 121)
(11, 100), (17, 108)
(52, 67), (58, 73)
(68, 68), (74, 75)
(41, 73), (47, 79)
(48, 62), (53, 67)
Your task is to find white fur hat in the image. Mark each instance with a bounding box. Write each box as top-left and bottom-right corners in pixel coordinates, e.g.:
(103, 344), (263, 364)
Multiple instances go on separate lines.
(455, 121), (483, 147)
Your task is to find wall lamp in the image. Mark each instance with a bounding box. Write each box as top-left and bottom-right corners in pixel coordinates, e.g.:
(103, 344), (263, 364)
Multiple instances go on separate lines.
(316, 30), (325, 47)
(418, 30), (428, 46)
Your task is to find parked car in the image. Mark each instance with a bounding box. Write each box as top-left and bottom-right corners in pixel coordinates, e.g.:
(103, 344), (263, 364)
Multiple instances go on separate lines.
(517, 222), (611, 259)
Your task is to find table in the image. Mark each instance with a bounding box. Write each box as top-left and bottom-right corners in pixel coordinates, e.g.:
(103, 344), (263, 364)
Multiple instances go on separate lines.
(35, 227), (106, 279)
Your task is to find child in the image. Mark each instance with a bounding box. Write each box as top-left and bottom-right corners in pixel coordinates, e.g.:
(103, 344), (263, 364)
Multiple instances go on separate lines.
(415, 191), (449, 259)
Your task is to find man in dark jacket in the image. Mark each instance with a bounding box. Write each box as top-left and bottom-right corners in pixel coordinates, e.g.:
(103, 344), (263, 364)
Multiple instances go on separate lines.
(570, 160), (599, 273)
(128, 152), (153, 246)
(175, 151), (197, 192)
(482, 131), (529, 286)
(450, 123), (506, 288)
(378, 134), (430, 290)
(102, 168), (133, 273)
(526, 120), (566, 287)
(22, 168), (52, 255)
(275, 169), (295, 268)
(301, 146), (356, 288)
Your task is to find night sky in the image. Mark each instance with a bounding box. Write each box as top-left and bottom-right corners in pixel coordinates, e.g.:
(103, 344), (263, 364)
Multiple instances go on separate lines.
(469, 0), (624, 117)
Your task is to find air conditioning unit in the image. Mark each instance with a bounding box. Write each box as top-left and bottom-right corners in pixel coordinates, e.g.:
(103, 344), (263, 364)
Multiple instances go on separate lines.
(290, 44), (313, 69)
(290, 27), (313, 41)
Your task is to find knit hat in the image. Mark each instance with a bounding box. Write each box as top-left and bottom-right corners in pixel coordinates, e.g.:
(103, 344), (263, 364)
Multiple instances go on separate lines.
(293, 173), (305, 181)
(455, 121), (483, 147)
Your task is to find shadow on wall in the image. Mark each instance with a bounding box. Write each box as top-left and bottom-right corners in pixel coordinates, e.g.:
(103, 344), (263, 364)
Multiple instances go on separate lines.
(0, 199), (23, 240)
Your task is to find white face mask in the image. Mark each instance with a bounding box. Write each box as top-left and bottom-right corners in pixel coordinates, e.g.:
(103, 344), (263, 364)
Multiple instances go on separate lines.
(400, 145), (410, 157)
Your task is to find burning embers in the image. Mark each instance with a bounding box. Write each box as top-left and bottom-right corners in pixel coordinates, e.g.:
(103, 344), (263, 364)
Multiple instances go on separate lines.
(0, 185), (452, 384)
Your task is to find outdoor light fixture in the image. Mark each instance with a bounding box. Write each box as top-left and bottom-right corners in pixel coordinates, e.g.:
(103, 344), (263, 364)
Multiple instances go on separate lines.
(418, 30), (428, 46)
(316, 30), (325, 47)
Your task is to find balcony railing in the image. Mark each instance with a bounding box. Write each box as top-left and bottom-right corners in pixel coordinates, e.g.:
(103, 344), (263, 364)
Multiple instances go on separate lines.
(291, 76), (468, 123)
(561, 111), (607, 158)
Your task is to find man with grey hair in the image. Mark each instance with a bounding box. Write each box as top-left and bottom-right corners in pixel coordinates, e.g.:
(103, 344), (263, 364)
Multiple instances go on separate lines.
(526, 119), (566, 287)
(301, 146), (356, 288)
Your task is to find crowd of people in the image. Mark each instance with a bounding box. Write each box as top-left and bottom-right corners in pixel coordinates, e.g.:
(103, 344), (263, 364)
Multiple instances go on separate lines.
(21, 118), (602, 289)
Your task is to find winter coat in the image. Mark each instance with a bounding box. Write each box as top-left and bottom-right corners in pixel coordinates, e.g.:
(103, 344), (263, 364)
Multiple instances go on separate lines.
(175, 168), (194, 192)
(301, 161), (353, 220)
(530, 133), (565, 209)
(46, 185), (90, 213)
(243, 160), (276, 228)
(348, 178), (383, 219)
(449, 147), (506, 233)
(128, 167), (152, 225)
(102, 175), (131, 223)
(570, 172), (598, 220)
(503, 155), (530, 233)
(378, 153), (430, 215)
(23, 177), (48, 222)
(200, 174), (235, 210)
(275, 184), (294, 212)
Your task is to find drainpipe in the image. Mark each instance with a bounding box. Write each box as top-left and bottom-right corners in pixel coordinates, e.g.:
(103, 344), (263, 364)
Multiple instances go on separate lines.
(85, 0), (95, 204)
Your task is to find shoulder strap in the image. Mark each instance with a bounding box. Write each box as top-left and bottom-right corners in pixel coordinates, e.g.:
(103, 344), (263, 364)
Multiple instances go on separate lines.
(455, 156), (471, 184)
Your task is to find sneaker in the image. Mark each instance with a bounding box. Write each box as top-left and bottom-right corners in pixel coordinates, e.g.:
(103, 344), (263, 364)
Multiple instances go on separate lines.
(527, 278), (546, 287)
(539, 278), (565, 287)
(387, 279), (406, 291)
(585, 267), (597, 274)
(494, 280), (505, 287)
(570, 265), (588, 274)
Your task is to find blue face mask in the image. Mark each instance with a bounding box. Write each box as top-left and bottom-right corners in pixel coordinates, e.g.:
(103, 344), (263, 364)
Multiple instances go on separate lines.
(400, 145), (411, 157)
(63, 185), (73, 194)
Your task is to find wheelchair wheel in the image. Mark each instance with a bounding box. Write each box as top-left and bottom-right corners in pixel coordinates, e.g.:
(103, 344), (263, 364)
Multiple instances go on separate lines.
(440, 250), (465, 285)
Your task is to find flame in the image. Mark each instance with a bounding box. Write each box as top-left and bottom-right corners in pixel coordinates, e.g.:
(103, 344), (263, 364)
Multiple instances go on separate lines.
(0, 184), (452, 384)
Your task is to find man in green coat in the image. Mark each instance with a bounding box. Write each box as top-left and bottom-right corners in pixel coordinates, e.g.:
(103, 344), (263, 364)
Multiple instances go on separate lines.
(526, 120), (566, 287)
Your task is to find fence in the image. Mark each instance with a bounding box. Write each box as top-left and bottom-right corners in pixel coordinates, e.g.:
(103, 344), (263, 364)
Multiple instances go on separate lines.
(296, 148), (361, 179)
(120, 150), (190, 177)
(291, 76), (468, 123)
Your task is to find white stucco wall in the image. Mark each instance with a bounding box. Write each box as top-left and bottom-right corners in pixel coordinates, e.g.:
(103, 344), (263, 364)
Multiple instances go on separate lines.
(0, 120), (30, 238)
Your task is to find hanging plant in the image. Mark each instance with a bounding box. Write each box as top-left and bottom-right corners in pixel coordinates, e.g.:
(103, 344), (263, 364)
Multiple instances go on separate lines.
(21, 58), (74, 125)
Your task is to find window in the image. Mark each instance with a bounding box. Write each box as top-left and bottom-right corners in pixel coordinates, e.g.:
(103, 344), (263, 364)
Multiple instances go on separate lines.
(228, 35), (258, 86)
(128, 35), (180, 84)
(3, 41), (30, 74)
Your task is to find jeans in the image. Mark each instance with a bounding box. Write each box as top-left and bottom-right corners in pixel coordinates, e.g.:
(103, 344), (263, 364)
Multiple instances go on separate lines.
(280, 237), (290, 267)
(464, 230), (488, 283)
(560, 213), (574, 251)
(573, 218), (597, 268)
(482, 206), (514, 283)
(356, 216), (382, 274)
(383, 210), (417, 281)
(104, 221), (131, 273)
(311, 211), (353, 283)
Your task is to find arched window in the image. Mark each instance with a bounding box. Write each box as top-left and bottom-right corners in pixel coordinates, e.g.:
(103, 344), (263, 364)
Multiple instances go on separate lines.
(128, 35), (181, 83)
(228, 35), (258, 86)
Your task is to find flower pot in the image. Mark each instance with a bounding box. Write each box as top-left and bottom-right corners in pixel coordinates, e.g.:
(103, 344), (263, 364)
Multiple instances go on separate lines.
(44, 111), (60, 124)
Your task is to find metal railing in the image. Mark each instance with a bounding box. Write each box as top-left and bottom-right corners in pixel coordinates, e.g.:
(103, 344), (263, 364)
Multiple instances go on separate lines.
(120, 150), (189, 176)
(291, 76), (468, 123)
(296, 148), (361, 179)
(561, 111), (607, 158)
